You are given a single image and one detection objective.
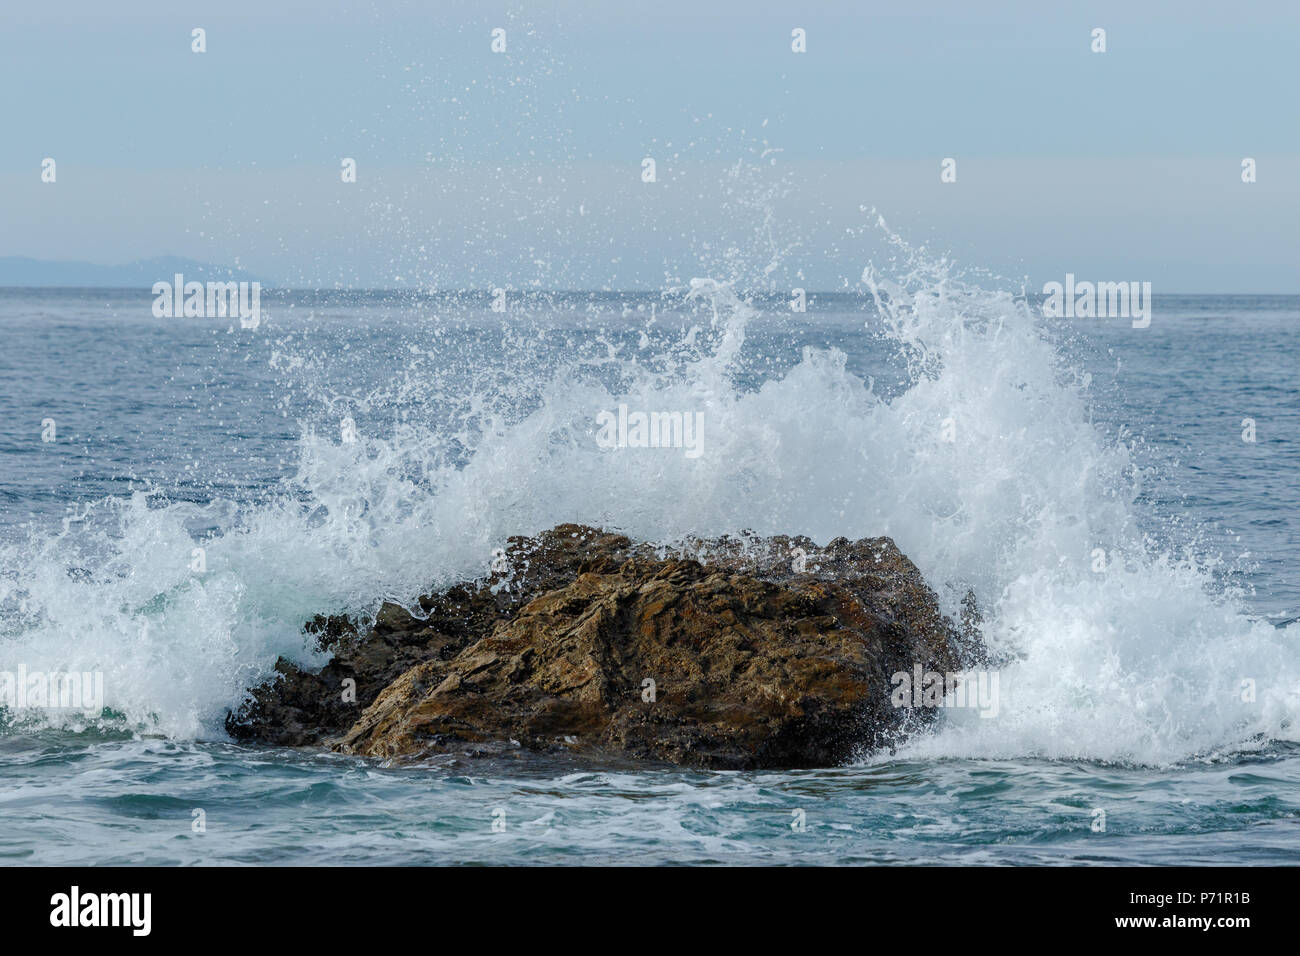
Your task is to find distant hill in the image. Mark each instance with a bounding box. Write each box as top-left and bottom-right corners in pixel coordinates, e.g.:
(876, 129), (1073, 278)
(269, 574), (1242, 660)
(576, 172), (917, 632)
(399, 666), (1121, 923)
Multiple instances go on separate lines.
(0, 256), (270, 288)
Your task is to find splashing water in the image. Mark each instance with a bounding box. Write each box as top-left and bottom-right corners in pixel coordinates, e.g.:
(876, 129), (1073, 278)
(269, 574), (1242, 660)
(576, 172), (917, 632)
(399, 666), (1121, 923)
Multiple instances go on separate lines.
(0, 226), (1296, 767)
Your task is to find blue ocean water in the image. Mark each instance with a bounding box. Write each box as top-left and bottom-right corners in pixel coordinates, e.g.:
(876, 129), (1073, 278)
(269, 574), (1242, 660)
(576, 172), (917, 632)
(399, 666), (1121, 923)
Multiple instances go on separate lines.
(0, 278), (1297, 865)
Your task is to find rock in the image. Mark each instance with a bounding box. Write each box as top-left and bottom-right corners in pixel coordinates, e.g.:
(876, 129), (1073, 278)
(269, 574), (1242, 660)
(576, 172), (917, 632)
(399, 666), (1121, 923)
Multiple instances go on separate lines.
(226, 524), (978, 769)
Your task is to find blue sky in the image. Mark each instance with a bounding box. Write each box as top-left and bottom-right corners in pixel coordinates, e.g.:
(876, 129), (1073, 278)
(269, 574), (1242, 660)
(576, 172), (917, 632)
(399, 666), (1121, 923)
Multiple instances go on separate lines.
(2, 0), (1298, 290)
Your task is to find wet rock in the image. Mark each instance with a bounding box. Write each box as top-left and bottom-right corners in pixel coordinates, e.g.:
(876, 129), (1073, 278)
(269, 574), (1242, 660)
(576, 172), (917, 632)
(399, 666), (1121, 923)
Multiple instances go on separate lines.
(227, 524), (977, 768)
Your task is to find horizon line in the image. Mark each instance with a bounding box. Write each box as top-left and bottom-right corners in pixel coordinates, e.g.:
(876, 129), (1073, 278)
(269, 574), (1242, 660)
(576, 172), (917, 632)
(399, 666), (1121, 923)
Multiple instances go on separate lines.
(3, 286), (1300, 297)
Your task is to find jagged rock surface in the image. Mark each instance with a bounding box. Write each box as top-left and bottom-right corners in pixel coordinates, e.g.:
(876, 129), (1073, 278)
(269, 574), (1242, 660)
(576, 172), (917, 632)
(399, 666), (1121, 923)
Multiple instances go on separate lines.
(226, 525), (976, 769)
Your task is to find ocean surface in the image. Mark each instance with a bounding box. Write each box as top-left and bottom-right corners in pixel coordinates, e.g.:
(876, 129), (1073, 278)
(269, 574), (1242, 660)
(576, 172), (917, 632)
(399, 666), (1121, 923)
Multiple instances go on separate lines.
(1, 264), (1298, 864)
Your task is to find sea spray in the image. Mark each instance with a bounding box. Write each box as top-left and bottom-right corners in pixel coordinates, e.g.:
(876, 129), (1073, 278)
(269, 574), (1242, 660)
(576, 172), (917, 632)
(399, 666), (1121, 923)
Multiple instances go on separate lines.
(0, 227), (1295, 763)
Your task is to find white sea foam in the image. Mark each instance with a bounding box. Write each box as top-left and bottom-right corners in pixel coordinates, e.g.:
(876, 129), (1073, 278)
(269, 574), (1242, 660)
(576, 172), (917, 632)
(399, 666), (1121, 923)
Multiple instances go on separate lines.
(1, 222), (1295, 764)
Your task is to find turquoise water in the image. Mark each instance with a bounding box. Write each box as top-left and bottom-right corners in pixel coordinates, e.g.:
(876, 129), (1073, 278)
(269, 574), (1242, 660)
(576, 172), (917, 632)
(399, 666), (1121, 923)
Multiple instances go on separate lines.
(1, 281), (1298, 865)
(4, 735), (1299, 865)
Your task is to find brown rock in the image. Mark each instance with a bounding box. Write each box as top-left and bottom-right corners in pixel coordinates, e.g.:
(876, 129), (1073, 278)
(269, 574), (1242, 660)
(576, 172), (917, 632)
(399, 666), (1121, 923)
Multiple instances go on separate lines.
(228, 524), (977, 768)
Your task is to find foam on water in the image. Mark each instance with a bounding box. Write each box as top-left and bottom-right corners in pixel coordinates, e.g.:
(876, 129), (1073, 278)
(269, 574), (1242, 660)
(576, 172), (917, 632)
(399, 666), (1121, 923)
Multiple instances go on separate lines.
(1, 221), (1296, 764)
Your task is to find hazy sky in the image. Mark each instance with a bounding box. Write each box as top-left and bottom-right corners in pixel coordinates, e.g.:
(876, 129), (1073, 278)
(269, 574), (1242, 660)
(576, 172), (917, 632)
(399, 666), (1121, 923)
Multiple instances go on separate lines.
(3, 0), (1298, 290)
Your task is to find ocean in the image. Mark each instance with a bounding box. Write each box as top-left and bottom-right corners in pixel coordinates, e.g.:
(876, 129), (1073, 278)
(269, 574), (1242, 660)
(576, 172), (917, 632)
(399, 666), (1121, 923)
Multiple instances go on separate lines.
(1, 259), (1298, 865)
